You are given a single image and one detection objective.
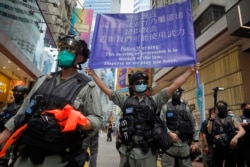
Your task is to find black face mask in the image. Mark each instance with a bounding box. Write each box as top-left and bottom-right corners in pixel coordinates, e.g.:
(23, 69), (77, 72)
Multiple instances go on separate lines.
(172, 90), (182, 105)
(217, 106), (228, 118)
(13, 93), (25, 103)
(243, 109), (250, 118)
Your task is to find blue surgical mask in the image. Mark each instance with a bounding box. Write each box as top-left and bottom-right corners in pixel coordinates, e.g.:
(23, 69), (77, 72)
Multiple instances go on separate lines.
(134, 84), (147, 93)
(58, 50), (75, 68)
(228, 114), (235, 117)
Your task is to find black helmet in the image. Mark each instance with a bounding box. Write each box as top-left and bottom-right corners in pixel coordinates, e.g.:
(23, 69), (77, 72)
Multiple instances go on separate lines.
(129, 71), (148, 85)
(12, 85), (28, 94)
(58, 35), (90, 64)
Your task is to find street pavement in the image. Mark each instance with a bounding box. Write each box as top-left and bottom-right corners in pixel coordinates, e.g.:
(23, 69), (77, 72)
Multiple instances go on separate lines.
(85, 131), (203, 167)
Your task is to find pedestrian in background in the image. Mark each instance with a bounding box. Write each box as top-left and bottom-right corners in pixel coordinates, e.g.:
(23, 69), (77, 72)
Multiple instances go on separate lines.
(107, 123), (113, 142)
(160, 88), (199, 167)
(199, 107), (215, 167)
(85, 63), (200, 167)
(228, 110), (235, 117)
(0, 35), (103, 167)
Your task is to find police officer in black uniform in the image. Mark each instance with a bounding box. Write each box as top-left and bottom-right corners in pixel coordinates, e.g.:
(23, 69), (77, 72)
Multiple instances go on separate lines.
(0, 85), (28, 166)
(0, 85), (28, 131)
(86, 63), (200, 167)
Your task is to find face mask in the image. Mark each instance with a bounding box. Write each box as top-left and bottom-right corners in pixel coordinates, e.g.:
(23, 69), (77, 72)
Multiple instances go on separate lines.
(134, 84), (147, 93)
(58, 50), (76, 68)
(172, 90), (182, 100)
(228, 114), (235, 117)
(217, 106), (228, 118)
(243, 109), (250, 118)
(13, 93), (24, 103)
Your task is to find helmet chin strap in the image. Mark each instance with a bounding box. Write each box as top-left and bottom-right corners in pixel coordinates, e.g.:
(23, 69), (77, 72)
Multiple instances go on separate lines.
(60, 63), (82, 70)
(75, 64), (82, 70)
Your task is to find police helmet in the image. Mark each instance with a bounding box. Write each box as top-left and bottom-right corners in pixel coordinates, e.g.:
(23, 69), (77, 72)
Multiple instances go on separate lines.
(58, 35), (90, 64)
(12, 85), (28, 94)
(129, 71), (148, 85)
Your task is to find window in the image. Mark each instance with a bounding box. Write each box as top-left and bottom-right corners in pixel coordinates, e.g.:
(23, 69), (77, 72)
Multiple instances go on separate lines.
(194, 5), (225, 38)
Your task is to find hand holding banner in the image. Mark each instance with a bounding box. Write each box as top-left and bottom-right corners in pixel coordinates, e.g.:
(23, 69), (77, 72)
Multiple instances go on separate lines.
(89, 0), (197, 69)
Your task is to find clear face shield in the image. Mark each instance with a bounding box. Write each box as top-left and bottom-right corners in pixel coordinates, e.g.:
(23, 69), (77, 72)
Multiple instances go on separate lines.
(57, 36), (84, 55)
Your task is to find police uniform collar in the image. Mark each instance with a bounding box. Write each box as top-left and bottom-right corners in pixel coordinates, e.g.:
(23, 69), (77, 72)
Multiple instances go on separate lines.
(133, 95), (146, 102)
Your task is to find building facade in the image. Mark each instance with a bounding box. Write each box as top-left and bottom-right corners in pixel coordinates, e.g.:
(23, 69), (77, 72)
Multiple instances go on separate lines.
(151, 0), (250, 123)
(0, 0), (78, 108)
(133, 0), (150, 13)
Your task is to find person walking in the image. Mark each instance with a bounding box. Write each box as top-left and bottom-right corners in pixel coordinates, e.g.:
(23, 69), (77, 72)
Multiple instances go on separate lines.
(160, 88), (199, 167)
(207, 100), (245, 167)
(107, 123), (113, 142)
(0, 35), (103, 167)
(85, 63), (200, 167)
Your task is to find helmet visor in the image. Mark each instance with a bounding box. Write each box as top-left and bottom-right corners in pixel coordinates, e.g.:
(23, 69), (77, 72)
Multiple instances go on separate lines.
(58, 38), (84, 55)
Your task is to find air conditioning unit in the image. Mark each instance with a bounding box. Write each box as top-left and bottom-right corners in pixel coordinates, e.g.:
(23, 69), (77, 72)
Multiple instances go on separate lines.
(227, 0), (250, 38)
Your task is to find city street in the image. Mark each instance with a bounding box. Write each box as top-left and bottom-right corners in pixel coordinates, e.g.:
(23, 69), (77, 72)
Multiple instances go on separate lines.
(85, 131), (203, 167)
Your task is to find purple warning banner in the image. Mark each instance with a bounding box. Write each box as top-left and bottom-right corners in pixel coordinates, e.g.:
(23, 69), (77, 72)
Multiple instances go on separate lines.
(89, 0), (197, 69)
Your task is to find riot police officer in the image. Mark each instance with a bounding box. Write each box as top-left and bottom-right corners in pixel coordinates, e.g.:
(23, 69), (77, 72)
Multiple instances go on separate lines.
(160, 88), (199, 167)
(0, 85), (28, 166)
(0, 35), (103, 167)
(85, 63), (200, 167)
(0, 85), (29, 131)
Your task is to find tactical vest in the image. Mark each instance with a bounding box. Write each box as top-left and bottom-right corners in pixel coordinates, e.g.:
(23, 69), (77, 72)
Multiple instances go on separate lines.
(32, 71), (90, 109)
(21, 71), (90, 163)
(213, 116), (235, 136)
(212, 116), (236, 149)
(122, 96), (157, 132)
(0, 101), (23, 131)
(119, 96), (157, 150)
(119, 96), (173, 154)
(3, 102), (23, 118)
(166, 102), (189, 131)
